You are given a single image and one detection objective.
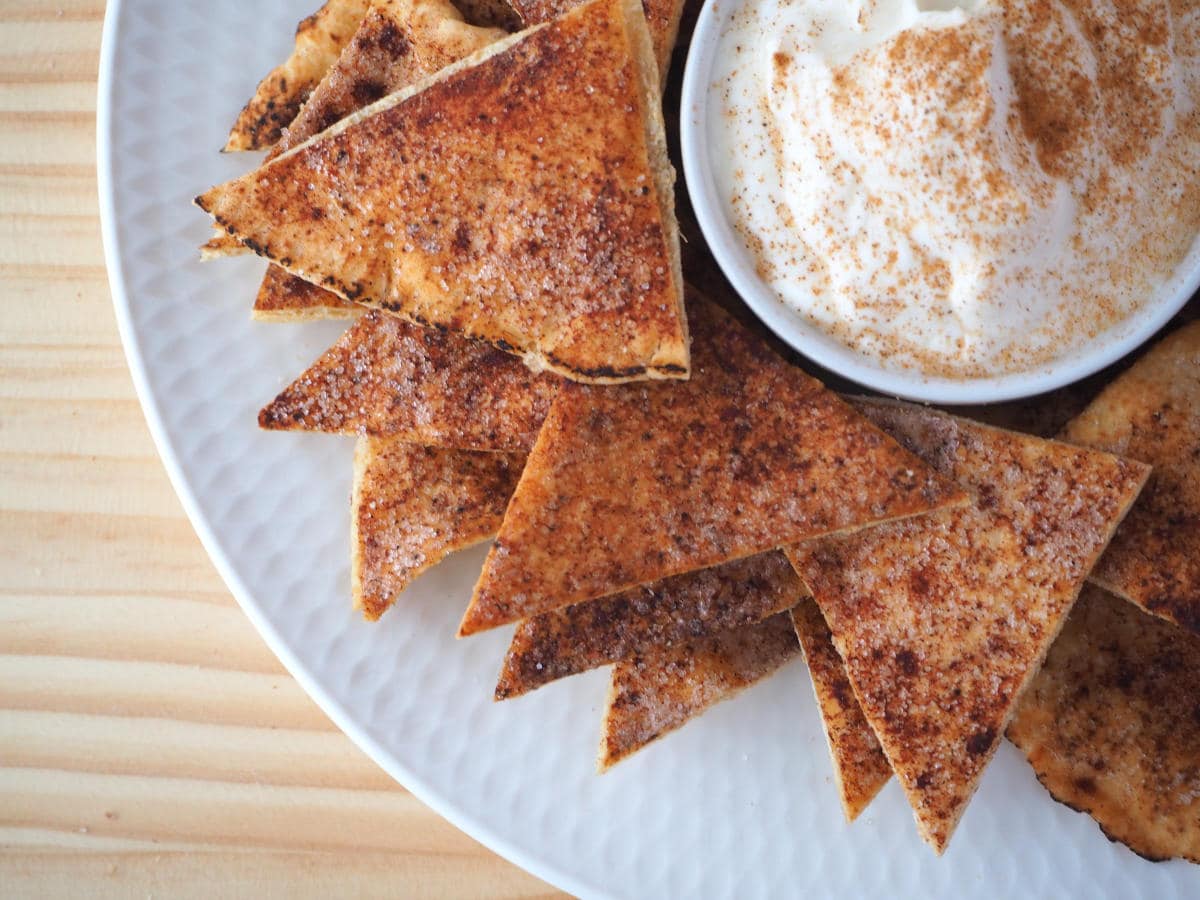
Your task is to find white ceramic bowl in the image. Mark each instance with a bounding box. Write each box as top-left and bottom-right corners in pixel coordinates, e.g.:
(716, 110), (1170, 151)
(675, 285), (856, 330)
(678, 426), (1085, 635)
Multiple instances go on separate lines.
(680, 0), (1200, 405)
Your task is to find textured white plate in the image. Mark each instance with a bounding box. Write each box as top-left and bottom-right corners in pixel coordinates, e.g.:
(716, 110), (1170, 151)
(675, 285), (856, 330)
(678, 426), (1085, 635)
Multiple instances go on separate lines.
(97, 2), (1199, 897)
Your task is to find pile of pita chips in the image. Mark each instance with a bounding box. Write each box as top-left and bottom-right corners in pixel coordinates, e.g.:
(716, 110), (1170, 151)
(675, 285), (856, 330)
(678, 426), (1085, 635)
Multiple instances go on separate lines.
(248, 0), (511, 318)
(224, 0), (372, 152)
(198, 0), (1200, 870)
(460, 298), (965, 634)
(245, 0), (682, 318)
(475, 297), (967, 772)
(1058, 321), (1200, 635)
(202, 0), (376, 259)
(1008, 585), (1200, 864)
(788, 399), (1147, 852)
(199, 0), (688, 383)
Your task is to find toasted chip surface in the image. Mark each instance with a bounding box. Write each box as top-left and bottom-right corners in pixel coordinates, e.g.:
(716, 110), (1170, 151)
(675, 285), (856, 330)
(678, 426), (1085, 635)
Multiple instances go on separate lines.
(255, 0), (510, 317)
(201, 229), (244, 260)
(1009, 586), (1200, 863)
(791, 599), (891, 822)
(511, 0), (685, 76)
(600, 612), (800, 769)
(1059, 321), (1200, 635)
(460, 298), (966, 635)
(352, 437), (524, 620)
(199, 0), (687, 383)
(253, 264), (360, 320)
(495, 551), (801, 699)
(787, 399), (1149, 853)
(259, 310), (558, 451)
(278, 0), (507, 158)
(225, 0), (371, 152)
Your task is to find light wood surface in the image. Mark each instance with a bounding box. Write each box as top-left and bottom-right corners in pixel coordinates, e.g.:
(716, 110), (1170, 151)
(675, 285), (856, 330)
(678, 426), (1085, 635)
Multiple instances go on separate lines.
(0, 3), (562, 896)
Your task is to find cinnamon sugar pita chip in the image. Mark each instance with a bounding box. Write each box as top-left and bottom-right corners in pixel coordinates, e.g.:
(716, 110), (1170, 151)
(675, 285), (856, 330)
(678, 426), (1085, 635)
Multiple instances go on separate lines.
(253, 264), (361, 321)
(460, 298), (966, 635)
(252, 0), (510, 318)
(259, 310), (558, 452)
(224, 0), (371, 152)
(787, 398), (1148, 853)
(495, 551), (801, 699)
(790, 598), (891, 822)
(599, 612), (800, 769)
(1008, 585), (1200, 864)
(1059, 321), (1200, 635)
(512, 0), (686, 77)
(197, 0), (687, 383)
(352, 437), (523, 619)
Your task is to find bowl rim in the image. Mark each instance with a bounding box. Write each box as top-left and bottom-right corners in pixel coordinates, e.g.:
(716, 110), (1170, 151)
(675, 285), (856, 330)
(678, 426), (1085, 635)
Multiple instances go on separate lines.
(679, 0), (1200, 406)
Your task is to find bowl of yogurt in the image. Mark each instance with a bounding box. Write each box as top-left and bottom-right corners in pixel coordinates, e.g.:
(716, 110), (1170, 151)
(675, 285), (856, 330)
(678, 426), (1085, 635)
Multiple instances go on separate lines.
(682, 0), (1200, 403)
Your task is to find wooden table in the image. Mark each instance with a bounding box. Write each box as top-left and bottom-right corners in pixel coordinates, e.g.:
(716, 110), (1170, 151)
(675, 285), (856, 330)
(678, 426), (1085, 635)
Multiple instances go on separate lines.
(0, 3), (561, 896)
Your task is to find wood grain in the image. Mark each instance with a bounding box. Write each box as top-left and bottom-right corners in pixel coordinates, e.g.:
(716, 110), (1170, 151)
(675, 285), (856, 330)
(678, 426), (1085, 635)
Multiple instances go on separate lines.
(0, 3), (562, 896)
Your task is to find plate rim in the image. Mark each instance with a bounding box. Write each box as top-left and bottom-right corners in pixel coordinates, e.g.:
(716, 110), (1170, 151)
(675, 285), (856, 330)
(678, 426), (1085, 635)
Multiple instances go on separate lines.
(95, 3), (601, 896)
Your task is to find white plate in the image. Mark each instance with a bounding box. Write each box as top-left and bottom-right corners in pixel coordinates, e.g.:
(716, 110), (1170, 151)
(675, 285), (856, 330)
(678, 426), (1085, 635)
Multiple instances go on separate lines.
(97, 2), (1199, 897)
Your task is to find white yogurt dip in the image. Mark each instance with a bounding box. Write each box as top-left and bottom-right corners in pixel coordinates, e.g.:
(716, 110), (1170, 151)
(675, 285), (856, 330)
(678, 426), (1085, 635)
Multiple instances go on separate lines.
(710, 0), (1200, 378)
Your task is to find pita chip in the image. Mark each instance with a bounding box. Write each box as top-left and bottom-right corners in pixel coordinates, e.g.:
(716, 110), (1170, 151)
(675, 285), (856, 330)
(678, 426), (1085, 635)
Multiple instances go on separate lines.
(511, 0), (687, 77)
(1008, 585), (1200, 864)
(254, 263), (360, 320)
(787, 399), (1149, 853)
(1059, 321), (1200, 635)
(201, 228), (244, 260)
(209, 0), (508, 268)
(259, 310), (558, 451)
(224, 0), (371, 152)
(353, 437), (523, 619)
(790, 598), (891, 822)
(277, 0), (507, 158)
(197, 0), (687, 383)
(252, 0), (509, 318)
(459, 298), (966, 635)
(495, 551), (802, 699)
(599, 612), (800, 770)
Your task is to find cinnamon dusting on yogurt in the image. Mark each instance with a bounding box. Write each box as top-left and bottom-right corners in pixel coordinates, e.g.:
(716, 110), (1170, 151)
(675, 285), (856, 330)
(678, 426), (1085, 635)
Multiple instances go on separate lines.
(712, 0), (1200, 378)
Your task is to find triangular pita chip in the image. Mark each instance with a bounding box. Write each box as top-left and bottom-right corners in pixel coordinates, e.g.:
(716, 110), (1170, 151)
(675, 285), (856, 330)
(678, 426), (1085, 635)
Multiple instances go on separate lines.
(511, 0), (686, 77)
(599, 612), (800, 770)
(790, 598), (891, 822)
(278, 0), (508, 159)
(201, 228), (243, 260)
(207, 0), (508, 264)
(353, 437), (523, 619)
(224, 0), (371, 152)
(787, 399), (1149, 853)
(252, 0), (509, 318)
(259, 310), (558, 451)
(1008, 585), (1200, 864)
(495, 551), (801, 699)
(460, 298), (966, 635)
(197, 0), (687, 383)
(1059, 321), (1200, 635)
(254, 263), (360, 321)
